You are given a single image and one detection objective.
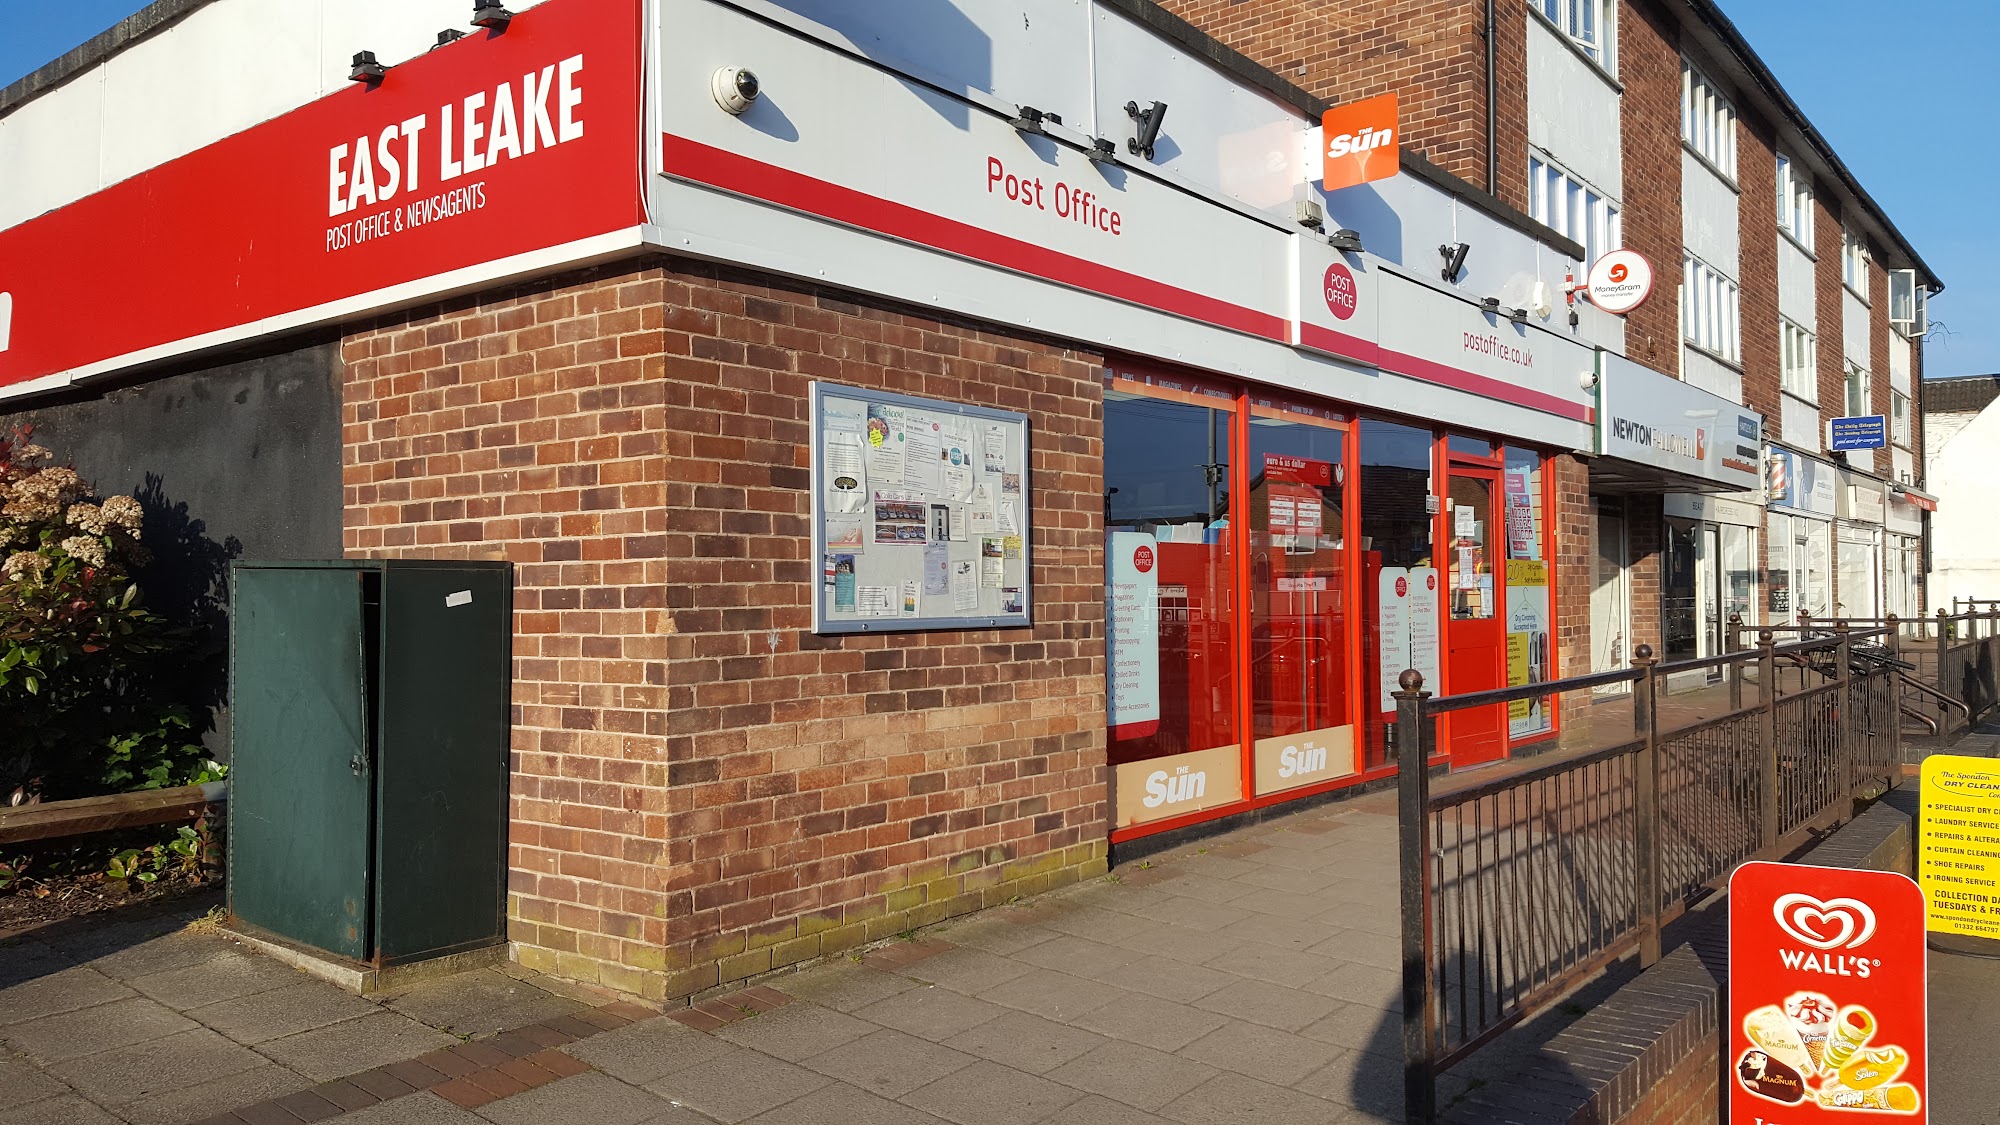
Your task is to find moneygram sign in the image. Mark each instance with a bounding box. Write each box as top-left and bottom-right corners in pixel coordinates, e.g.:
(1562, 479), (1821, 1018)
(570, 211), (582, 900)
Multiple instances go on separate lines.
(0, 0), (643, 392)
(1728, 861), (1927, 1121)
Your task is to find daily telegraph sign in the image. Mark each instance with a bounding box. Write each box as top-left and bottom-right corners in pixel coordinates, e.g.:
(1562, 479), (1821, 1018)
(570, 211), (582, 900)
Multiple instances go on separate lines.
(0, 0), (642, 392)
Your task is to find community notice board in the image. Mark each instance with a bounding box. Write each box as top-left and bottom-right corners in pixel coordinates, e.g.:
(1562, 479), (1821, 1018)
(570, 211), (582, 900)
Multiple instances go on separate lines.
(811, 382), (1032, 633)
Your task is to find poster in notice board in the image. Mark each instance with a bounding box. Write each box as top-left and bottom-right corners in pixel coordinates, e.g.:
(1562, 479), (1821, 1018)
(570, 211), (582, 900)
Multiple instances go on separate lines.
(811, 382), (1032, 633)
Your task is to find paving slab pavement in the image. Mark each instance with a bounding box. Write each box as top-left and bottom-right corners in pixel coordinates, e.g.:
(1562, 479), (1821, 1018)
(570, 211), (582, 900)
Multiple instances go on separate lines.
(1, 790), (1422, 1124)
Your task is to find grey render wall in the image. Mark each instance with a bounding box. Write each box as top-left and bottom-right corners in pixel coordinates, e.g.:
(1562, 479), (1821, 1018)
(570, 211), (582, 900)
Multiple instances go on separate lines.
(2, 340), (344, 749)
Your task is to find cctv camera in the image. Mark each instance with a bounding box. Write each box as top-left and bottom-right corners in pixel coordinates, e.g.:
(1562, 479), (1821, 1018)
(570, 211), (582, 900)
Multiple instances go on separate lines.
(1578, 369), (1600, 391)
(712, 67), (760, 115)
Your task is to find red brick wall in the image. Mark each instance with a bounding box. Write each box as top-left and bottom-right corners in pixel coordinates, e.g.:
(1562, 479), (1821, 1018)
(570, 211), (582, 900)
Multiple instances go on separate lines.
(1612, 1029), (1720, 1124)
(342, 257), (1110, 1000)
(1614, 0), (1683, 379)
(1155, 0), (1528, 205)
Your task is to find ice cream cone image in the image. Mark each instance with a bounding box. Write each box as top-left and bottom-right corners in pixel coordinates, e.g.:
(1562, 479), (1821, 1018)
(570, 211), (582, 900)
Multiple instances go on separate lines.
(1784, 991), (1836, 1073)
(1820, 1005), (1877, 1072)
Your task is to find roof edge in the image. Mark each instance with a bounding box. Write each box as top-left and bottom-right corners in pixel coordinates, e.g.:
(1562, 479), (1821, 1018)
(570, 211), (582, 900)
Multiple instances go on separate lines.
(1095, 0), (1585, 262)
(0, 0), (216, 120)
(1686, 0), (1943, 294)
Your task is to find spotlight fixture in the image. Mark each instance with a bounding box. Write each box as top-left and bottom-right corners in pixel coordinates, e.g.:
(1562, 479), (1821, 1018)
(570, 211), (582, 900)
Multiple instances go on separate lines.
(1125, 100), (1168, 160)
(1088, 137), (1118, 164)
(1439, 241), (1470, 282)
(434, 28), (465, 48)
(1327, 228), (1365, 253)
(348, 50), (386, 84)
(1294, 199), (1326, 234)
(471, 0), (514, 30)
(1011, 105), (1047, 135)
(1480, 296), (1501, 312)
(1509, 307), (1529, 325)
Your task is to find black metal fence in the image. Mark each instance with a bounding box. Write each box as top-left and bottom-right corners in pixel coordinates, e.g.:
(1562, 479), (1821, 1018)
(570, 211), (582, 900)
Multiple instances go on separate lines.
(1394, 624), (1908, 1123)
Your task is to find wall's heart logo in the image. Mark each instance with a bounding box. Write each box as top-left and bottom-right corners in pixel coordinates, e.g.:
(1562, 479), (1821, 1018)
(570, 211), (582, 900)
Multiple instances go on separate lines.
(0, 292), (12, 354)
(1774, 893), (1877, 950)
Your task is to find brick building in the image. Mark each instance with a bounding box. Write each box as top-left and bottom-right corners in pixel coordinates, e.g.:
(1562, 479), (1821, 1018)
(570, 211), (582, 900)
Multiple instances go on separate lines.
(1162, 0), (1942, 672)
(0, 0), (1939, 1002)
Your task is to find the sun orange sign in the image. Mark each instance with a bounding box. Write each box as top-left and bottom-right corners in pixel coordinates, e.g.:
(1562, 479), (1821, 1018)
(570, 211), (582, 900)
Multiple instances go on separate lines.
(1321, 93), (1400, 193)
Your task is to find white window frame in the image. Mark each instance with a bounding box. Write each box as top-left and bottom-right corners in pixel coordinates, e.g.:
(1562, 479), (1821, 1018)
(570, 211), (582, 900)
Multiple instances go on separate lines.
(1682, 62), (1738, 181)
(1845, 362), (1871, 419)
(1842, 229), (1871, 299)
(1776, 154), (1814, 249)
(1681, 254), (1742, 365)
(1781, 319), (1817, 402)
(1529, 152), (1623, 270)
(1891, 389), (1911, 446)
(1537, 0), (1616, 70)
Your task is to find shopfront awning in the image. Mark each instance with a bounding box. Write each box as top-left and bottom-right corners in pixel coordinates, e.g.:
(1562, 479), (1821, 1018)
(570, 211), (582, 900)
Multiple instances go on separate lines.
(1895, 484), (1939, 511)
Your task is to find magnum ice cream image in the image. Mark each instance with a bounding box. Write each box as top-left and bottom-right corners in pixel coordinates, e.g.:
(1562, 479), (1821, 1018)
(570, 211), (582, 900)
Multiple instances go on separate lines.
(1786, 990), (1837, 1071)
(1736, 1050), (1806, 1104)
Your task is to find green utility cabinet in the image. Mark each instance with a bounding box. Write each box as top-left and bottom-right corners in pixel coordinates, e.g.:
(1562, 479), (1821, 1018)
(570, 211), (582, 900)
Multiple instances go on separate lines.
(228, 560), (512, 965)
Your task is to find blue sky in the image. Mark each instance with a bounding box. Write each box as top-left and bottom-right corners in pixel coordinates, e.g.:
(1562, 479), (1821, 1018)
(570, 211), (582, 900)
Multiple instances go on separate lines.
(0, 1), (1990, 375)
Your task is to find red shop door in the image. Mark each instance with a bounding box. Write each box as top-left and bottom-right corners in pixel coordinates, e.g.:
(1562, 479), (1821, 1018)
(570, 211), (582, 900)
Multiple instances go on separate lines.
(1443, 468), (1506, 765)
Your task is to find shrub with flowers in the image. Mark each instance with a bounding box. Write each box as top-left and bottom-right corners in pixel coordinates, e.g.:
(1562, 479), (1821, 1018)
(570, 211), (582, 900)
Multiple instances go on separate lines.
(0, 427), (216, 804)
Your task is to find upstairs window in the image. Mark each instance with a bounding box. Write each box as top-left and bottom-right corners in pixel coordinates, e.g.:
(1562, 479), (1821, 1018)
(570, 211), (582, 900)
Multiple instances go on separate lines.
(1539, 0), (1614, 67)
(1781, 320), (1817, 401)
(1682, 255), (1741, 364)
(1777, 155), (1814, 247)
(1843, 229), (1871, 296)
(1845, 362), (1870, 419)
(1892, 390), (1911, 446)
(1530, 154), (1622, 269)
(1682, 63), (1737, 179)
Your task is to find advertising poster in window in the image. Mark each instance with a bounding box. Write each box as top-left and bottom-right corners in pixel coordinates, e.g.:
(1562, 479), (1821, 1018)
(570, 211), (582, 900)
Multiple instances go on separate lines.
(1506, 560), (1551, 739)
(1407, 568), (1441, 698)
(1504, 455), (1552, 739)
(1108, 532), (1161, 738)
(1376, 568), (1412, 712)
(811, 383), (1030, 633)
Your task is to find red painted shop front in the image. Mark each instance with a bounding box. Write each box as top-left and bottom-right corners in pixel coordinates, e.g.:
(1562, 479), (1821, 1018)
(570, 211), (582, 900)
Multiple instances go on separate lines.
(1104, 361), (1560, 844)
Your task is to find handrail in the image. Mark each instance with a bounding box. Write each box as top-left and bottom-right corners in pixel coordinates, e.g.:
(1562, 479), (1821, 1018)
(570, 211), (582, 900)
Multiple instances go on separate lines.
(1394, 623), (1911, 1124)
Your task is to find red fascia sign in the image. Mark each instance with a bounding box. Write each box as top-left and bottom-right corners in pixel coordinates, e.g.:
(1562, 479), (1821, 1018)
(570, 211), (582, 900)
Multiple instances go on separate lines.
(0, 0), (643, 393)
(1729, 861), (1927, 1121)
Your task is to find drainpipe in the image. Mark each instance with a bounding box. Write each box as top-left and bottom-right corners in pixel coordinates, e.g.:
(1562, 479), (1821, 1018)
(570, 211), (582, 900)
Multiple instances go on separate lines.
(1485, 0), (1498, 195)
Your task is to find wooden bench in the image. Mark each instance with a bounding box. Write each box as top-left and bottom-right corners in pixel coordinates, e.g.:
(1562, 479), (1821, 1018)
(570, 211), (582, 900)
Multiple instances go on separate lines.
(0, 782), (226, 846)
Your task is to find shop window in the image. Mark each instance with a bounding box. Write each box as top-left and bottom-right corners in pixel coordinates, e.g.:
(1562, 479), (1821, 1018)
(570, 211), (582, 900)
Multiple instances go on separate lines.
(1448, 434), (1497, 460)
(1769, 514), (1795, 621)
(1503, 449), (1552, 740)
(1105, 385), (1237, 774)
(1248, 405), (1355, 792)
(1360, 420), (1437, 770)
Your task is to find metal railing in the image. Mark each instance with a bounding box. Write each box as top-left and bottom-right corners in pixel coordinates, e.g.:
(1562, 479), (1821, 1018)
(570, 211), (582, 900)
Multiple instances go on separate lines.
(1395, 625), (1903, 1123)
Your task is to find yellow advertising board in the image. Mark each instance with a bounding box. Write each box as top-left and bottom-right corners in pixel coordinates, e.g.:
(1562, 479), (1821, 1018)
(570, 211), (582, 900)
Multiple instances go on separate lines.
(1919, 754), (2000, 940)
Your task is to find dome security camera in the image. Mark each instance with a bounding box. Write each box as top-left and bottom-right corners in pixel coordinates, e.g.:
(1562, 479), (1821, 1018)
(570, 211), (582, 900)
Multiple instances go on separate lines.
(1579, 368), (1600, 391)
(712, 67), (760, 115)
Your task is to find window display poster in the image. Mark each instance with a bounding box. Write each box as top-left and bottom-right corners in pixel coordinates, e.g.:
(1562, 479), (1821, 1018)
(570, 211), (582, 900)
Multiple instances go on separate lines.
(813, 383), (1031, 632)
(1507, 559), (1552, 739)
(1377, 567), (1412, 713)
(1109, 532), (1161, 737)
(1406, 568), (1442, 700)
(1504, 465), (1536, 556)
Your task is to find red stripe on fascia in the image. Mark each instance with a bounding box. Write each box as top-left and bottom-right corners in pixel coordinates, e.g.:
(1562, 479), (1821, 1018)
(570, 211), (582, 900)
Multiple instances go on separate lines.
(660, 132), (1287, 342)
(1375, 346), (1595, 424)
(1298, 322), (1380, 367)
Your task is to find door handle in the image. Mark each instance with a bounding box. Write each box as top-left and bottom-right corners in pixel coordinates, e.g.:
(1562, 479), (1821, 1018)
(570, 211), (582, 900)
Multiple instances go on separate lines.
(349, 755), (364, 776)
